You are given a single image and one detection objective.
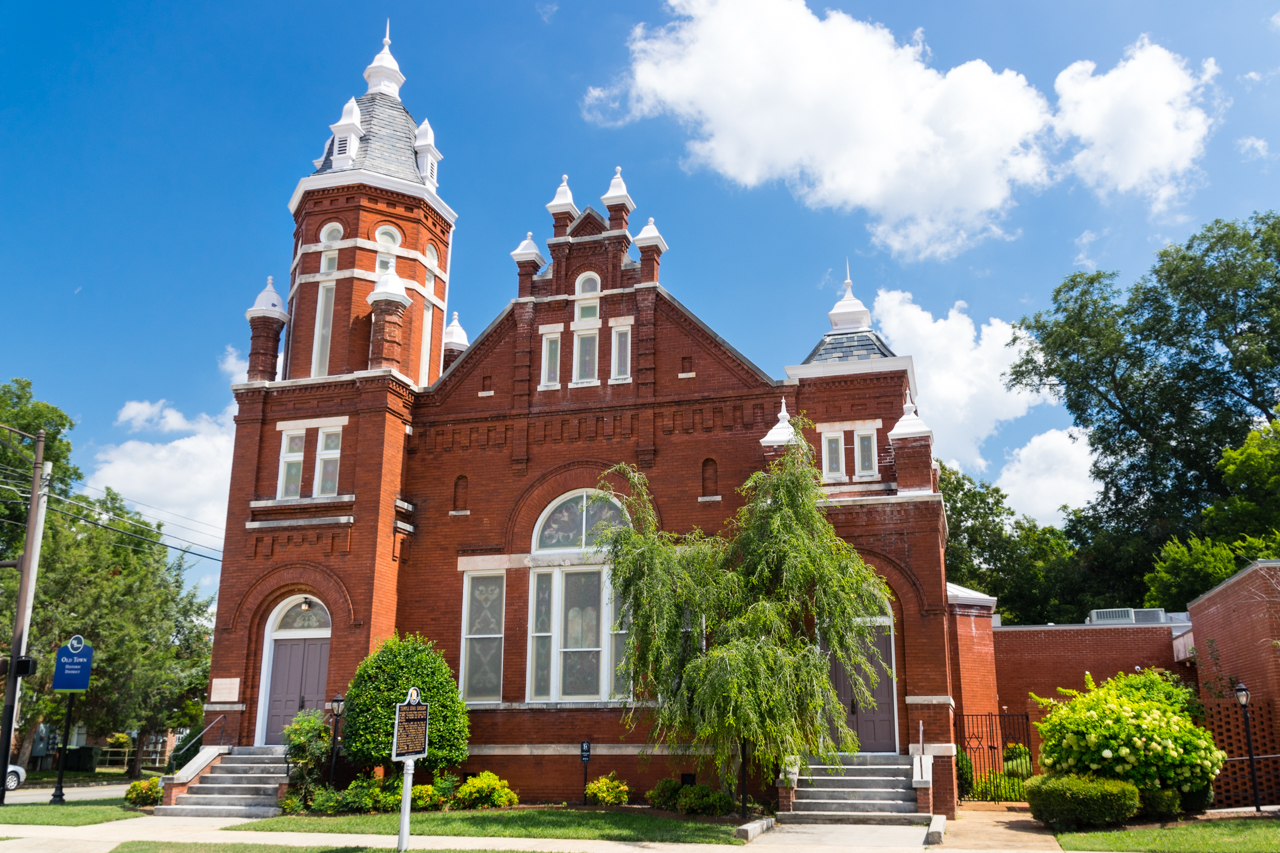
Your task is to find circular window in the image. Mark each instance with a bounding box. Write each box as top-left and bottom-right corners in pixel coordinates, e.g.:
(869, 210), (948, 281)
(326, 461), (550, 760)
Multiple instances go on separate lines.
(577, 274), (600, 295)
(277, 598), (331, 630)
(320, 223), (343, 243)
(376, 226), (403, 248)
(534, 490), (625, 552)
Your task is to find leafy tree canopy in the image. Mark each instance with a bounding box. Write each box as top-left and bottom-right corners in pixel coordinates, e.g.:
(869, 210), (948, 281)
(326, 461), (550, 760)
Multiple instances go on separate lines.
(0, 378), (81, 558)
(596, 419), (893, 786)
(1008, 213), (1280, 600)
(1203, 415), (1280, 544)
(341, 634), (469, 773)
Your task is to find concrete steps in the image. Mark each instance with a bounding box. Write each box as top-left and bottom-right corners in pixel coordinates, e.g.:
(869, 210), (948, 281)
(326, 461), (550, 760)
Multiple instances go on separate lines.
(781, 754), (925, 825)
(155, 746), (286, 818)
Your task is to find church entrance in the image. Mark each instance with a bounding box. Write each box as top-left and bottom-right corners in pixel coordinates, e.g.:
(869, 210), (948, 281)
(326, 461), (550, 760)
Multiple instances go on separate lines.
(831, 620), (897, 753)
(258, 596), (332, 745)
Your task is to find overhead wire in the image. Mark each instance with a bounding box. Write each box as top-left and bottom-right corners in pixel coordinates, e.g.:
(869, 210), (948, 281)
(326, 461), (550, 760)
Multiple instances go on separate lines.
(0, 499), (222, 563)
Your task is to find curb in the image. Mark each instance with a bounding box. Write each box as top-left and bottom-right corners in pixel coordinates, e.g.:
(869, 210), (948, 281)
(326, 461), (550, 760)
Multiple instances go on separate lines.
(735, 816), (776, 841)
(925, 813), (946, 845)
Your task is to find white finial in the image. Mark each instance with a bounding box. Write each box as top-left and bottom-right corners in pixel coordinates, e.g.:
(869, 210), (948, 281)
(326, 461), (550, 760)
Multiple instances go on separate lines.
(760, 398), (799, 447)
(453, 311), (458, 322)
(601, 166), (636, 212)
(547, 174), (579, 217)
(385, 18), (391, 47)
(267, 275), (273, 288)
(527, 232), (532, 240)
(367, 269), (411, 307)
(634, 217), (668, 253)
(246, 276), (288, 323)
(845, 258), (851, 284)
(511, 232), (547, 267)
(364, 23), (405, 98)
(828, 263), (871, 331)
(443, 311), (469, 349)
(888, 400), (933, 442)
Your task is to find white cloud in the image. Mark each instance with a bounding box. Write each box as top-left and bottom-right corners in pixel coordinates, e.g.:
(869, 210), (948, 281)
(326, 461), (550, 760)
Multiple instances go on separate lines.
(1073, 229), (1103, 270)
(1237, 136), (1270, 160)
(1054, 37), (1220, 212)
(995, 428), (1098, 525)
(85, 351), (246, 573)
(537, 2), (558, 23)
(1271, 11), (1280, 30)
(873, 290), (1052, 472)
(219, 345), (248, 385)
(586, 1), (1220, 259)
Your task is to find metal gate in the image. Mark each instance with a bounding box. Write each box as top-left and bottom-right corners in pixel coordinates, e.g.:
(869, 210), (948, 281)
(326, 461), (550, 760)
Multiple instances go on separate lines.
(957, 713), (1033, 802)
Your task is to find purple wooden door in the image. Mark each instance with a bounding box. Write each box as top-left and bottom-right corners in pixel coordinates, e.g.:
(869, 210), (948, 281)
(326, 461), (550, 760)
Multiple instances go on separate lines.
(831, 627), (897, 752)
(265, 638), (330, 744)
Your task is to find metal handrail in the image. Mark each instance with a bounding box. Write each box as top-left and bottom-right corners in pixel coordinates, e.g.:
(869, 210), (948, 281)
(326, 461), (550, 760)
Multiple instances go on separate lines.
(168, 714), (226, 770)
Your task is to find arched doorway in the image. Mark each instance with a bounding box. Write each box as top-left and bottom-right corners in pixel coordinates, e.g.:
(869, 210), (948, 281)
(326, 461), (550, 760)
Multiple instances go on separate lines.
(256, 595), (331, 745)
(831, 616), (898, 753)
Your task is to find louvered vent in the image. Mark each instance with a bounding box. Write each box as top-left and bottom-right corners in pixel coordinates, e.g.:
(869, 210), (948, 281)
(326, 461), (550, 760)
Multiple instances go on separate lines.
(1089, 608), (1135, 624)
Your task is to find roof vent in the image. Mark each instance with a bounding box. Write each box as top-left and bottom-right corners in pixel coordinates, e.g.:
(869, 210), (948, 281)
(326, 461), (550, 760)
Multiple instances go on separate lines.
(1133, 608), (1167, 624)
(1089, 608), (1135, 625)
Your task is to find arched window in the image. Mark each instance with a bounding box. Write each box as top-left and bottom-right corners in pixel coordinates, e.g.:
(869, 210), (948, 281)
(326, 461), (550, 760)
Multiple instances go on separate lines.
(320, 222), (344, 243)
(277, 597), (331, 630)
(702, 459), (718, 498)
(425, 244), (439, 268)
(376, 226), (402, 274)
(575, 273), (600, 295)
(376, 226), (403, 247)
(534, 490), (624, 552)
(454, 475), (469, 512)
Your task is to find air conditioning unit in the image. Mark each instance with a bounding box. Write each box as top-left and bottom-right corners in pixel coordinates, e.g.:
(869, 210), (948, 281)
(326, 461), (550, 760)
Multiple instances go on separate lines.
(1133, 608), (1167, 624)
(1089, 608), (1135, 624)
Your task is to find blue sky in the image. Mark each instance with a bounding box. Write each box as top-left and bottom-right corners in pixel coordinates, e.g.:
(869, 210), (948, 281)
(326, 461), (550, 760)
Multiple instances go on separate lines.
(4, 0), (1279, 590)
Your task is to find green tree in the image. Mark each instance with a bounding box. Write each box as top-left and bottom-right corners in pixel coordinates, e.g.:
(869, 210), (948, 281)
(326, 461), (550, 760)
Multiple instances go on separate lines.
(0, 378), (81, 558)
(595, 419), (893, 791)
(1203, 416), (1280, 543)
(1008, 213), (1280, 601)
(341, 634), (469, 773)
(1143, 536), (1238, 611)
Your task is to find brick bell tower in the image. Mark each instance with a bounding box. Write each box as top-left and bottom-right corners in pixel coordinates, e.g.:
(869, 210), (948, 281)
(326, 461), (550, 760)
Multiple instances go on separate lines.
(206, 28), (457, 750)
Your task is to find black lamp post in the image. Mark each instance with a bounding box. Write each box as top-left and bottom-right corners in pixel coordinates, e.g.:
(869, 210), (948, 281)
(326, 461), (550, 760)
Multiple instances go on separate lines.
(328, 693), (345, 788)
(1235, 682), (1262, 813)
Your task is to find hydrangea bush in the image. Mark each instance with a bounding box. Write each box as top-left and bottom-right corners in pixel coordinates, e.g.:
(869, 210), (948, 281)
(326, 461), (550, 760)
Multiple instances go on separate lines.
(1034, 671), (1225, 795)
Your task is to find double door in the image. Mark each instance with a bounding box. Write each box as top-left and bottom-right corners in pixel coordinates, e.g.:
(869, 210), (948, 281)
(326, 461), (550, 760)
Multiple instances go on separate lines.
(830, 626), (897, 752)
(264, 638), (330, 744)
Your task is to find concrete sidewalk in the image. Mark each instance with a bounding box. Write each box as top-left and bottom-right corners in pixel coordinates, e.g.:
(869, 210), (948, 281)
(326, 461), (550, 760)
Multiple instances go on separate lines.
(3, 783), (130, 804)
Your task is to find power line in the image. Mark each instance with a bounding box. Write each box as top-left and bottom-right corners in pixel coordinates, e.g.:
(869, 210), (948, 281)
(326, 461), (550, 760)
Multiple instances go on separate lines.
(0, 500), (222, 563)
(0, 515), (215, 563)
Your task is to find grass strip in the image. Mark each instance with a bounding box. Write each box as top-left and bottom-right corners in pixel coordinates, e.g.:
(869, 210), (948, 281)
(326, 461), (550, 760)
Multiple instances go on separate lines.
(228, 808), (742, 845)
(1058, 817), (1280, 852)
(116, 845), (543, 853)
(0, 798), (141, 826)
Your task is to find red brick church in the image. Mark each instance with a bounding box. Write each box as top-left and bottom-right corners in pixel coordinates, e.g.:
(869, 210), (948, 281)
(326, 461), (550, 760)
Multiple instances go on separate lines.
(202, 34), (1002, 819)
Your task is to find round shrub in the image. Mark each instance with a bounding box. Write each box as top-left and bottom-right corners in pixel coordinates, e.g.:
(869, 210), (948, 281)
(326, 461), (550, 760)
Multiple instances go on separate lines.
(1024, 774), (1140, 829)
(342, 634), (470, 773)
(956, 752), (975, 799)
(453, 771), (518, 809)
(1138, 787), (1181, 821)
(1181, 781), (1214, 813)
(281, 708), (331, 797)
(645, 777), (683, 811)
(411, 783), (446, 810)
(1035, 671), (1225, 798)
(586, 771), (630, 805)
(125, 777), (162, 807)
(676, 783), (735, 816)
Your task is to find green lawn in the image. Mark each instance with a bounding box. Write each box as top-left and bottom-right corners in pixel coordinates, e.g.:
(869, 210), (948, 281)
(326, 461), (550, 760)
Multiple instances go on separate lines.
(25, 768), (160, 783)
(116, 846), (539, 853)
(1059, 818), (1280, 852)
(228, 808), (742, 845)
(0, 798), (141, 826)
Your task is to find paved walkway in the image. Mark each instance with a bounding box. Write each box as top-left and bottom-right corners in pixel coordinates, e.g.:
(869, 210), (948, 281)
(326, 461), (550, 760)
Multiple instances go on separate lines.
(936, 804), (1060, 851)
(3, 783), (130, 804)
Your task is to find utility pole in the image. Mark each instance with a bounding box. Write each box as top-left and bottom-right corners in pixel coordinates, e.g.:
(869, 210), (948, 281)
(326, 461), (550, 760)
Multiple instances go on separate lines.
(0, 428), (49, 806)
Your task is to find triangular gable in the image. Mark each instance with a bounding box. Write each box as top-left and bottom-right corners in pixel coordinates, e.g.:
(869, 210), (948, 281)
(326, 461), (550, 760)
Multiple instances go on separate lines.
(656, 287), (781, 389)
(567, 207), (608, 237)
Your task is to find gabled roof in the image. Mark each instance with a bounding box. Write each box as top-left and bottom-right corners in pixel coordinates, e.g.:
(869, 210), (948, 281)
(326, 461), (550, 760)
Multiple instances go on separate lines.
(801, 329), (896, 364)
(313, 93), (424, 186)
(567, 207), (608, 238)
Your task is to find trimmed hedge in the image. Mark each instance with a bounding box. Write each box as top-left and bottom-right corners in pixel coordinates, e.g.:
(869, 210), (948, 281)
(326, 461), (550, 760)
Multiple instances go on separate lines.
(1138, 787), (1182, 821)
(645, 777), (683, 811)
(1024, 774), (1140, 829)
(675, 783), (735, 816)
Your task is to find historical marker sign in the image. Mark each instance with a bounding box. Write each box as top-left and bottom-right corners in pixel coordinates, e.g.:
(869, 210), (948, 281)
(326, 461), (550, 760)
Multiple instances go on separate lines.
(580, 741), (591, 762)
(51, 635), (93, 694)
(392, 686), (428, 762)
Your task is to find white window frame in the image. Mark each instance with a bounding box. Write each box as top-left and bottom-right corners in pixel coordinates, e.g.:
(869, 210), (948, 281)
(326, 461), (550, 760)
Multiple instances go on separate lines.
(821, 431), (846, 483)
(418, 303), (434, 386)
(575, 272), (601, 295)
(312, 428), (342, 497)
(375, 225), (403, 247)
(460, 571), (506, 704)
(321, 250), (338, 274)
(540, 332), (561, 390)
(277, 431), (306, 499)
(320, 222), (344, 244)
(854, 429), (878, 478)
(571, 331), (599, 386)
(575, 299), (599, 322)
(376, 253), (396, 274)
(610, 325), (631, 382)
(253, 594), (332, 745)
(311, 282), (335, 378)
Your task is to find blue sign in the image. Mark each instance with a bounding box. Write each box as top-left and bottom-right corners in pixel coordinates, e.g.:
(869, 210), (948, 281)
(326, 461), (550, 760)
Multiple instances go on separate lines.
(52, 635), (93, 694)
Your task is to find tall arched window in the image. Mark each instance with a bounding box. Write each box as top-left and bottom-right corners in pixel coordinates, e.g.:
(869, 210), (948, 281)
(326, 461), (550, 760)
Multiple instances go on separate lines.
(702, 459), (718, 498)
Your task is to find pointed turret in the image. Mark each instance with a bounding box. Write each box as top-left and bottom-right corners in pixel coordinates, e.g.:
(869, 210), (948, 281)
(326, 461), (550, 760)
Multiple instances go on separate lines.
(364, 20), (406, 99)
(245, 276), (288, 382)
(601, 166), (635, 230)
(828, 261), (872, 331)
(442, 312), (469, 371)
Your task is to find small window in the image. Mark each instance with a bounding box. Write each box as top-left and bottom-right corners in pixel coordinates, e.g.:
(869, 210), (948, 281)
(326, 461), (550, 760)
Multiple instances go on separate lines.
(855, 431), (877, 476)
(312, 283), (335, 378)
(462, 574), (505, 702)
(321, 251), (338, 273)
(454, 475), (469, 511)
(334, 137), (349, 156)
(574, 333), (598, 383)
(277, 599), (331, 630)
(702, 458), (718, 497)
(425, 245), (439, 268)
(611, 327), (630, 380)
(822, 432), (845, 481)
(376, 226), (402, 248)
(577, 301), (599, 321)
(541, 334), (560, 387)
(377, 254), (395, 274)
(278, 432), (306, 499)
(576, 273), (601, 295)
(313, 429), (342, 496)
(321, 223), (343, 243)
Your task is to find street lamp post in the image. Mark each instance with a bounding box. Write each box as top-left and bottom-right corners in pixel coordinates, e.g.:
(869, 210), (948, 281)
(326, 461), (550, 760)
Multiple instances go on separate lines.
(1235, 683), (1262, 813)
(329, 693), (346, 788)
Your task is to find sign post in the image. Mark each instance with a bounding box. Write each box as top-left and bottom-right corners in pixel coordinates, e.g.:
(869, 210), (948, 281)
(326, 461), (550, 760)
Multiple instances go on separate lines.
(581, 741), (591, 804)
(49, 635), (93, 805)
(391, 687), (428, 852)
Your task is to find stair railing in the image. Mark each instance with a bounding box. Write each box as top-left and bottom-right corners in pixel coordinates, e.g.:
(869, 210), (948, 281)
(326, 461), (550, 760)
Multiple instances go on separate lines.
(169, 715), (226, 772)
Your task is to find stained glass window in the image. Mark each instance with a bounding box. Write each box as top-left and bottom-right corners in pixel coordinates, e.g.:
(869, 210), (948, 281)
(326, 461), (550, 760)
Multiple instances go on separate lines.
(531, 573), (552, 699)
(561, 571), (601, 697)
(278, 600), (331, 630)
(535, 492), (624, 552)
(463, 574), (505, 701)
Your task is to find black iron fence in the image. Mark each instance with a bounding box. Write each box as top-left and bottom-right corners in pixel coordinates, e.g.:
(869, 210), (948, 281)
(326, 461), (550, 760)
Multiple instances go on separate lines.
(957, 713), (1033, 802)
